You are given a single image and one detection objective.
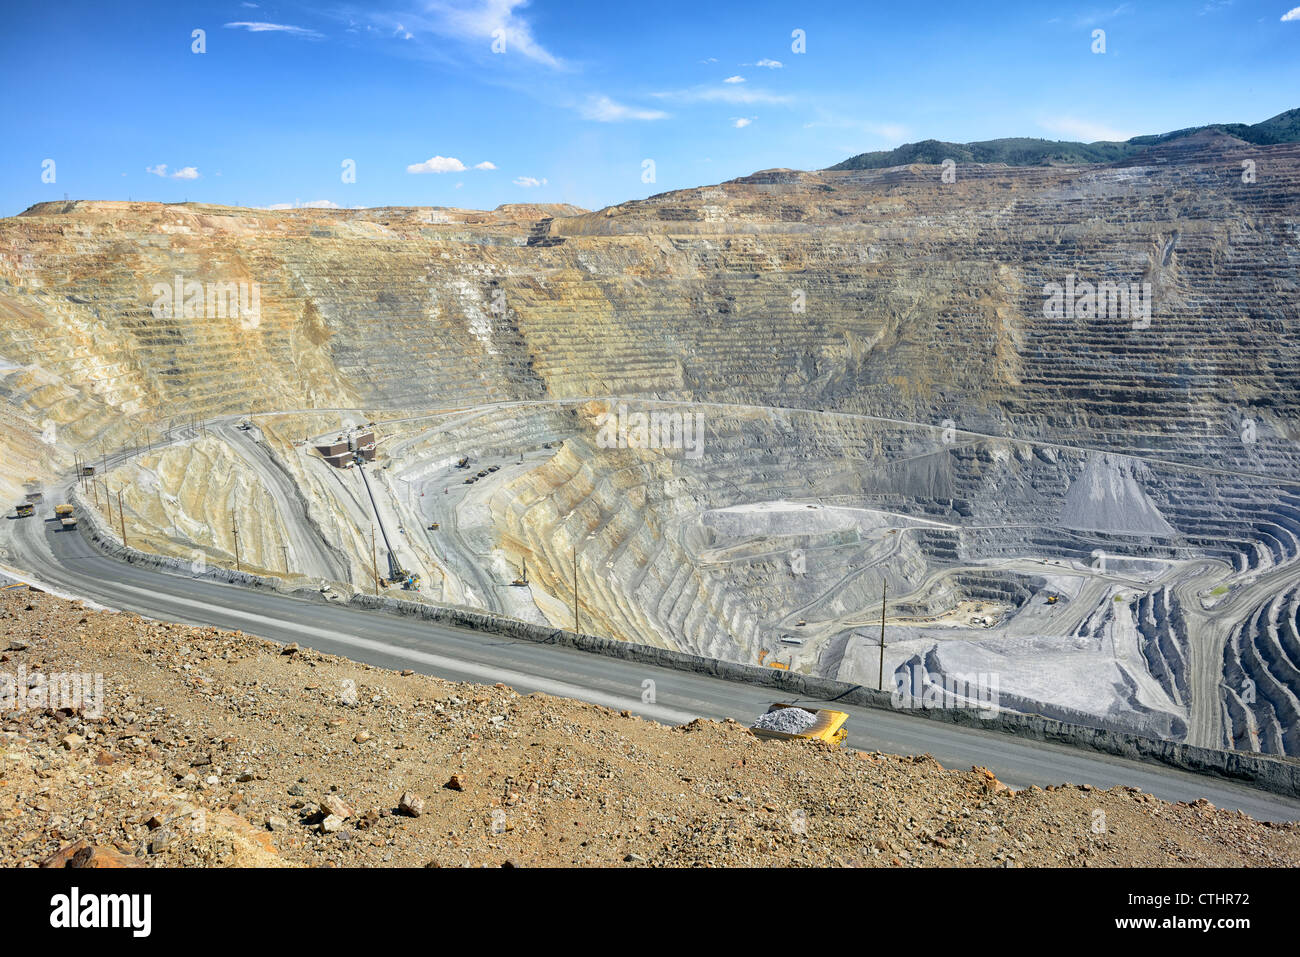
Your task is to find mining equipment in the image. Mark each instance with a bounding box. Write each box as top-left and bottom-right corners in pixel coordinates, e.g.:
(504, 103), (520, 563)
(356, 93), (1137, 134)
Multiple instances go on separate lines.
(750, 704), (848, 746)
(14, 503), (34, 518)
(510, 558), (529, 587)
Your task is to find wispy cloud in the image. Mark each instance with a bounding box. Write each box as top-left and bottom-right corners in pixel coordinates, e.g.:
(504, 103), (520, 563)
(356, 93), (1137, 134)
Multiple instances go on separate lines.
(653, 84), (792, 105)
(224, 21), (324, 39)
(473, 160), (497, 170)
(580, 95), (668, 121)
(514, 175), (547, 187)
(1039, 115), (1135, 141)
(1069, 3), (1132, 27)
(723, 75), (745, 83)
(377, 1), (565, 69)
(802, 113), (909, 143)
(146, 164), (201, 180)
(755, 58), (783, 68)
(732, 117), (754, 128)
(265, 200), (341, 209)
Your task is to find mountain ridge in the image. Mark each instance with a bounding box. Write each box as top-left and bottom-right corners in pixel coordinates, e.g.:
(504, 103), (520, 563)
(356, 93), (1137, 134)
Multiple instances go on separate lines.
(828, 107), (1300, 170)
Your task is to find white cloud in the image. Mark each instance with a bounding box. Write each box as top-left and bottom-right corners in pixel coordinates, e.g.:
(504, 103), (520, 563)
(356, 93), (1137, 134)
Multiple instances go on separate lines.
(733, 117), (754, 128)
(580, 95), (669, 121)
(514, 176), (547, 187)
(756, 58), (783, 68)
(723, 75), (745, 83)
(146, 164), (201, 179)
(473, 160), (497, 170)
(224, 21), (324, 39)
(1039, 116), (1135, 141)
(387, 0), (565, 69)
(407, 155), (468, 174)
(1283, 6), (1300, 20)
(395, 23), (414, 39)
(653, 85), (792, 105)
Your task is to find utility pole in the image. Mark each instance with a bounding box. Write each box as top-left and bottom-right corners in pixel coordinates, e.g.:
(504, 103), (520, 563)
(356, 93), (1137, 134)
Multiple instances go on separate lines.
(371, 523), (379, 596)
(117, 490), (127, 547)
(231, 509), (241, 572)
(91, 479), (99, 510)
(878, 581), (887, 692)
(104, 483), (112, 527)
(281, 544), (289, 575)
(572, 546), (579, 633)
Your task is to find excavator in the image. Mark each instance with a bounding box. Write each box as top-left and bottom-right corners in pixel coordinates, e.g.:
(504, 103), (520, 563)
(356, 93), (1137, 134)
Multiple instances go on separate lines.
(510, 559), (529, 588)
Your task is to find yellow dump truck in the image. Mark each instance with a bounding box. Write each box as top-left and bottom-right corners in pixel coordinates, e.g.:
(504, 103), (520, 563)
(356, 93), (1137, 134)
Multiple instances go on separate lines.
(53, 504), (77, 530)
(15, 503), (34, 518)
(750, 703), (849, 747)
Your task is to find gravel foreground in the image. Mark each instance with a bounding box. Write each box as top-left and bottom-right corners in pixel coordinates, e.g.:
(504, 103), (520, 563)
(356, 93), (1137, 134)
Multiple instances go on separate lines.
(2, 587), (1298, 868)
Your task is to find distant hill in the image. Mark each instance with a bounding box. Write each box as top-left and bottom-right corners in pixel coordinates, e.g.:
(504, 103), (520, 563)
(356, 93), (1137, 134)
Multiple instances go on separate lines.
(827, 108), (1300, 170)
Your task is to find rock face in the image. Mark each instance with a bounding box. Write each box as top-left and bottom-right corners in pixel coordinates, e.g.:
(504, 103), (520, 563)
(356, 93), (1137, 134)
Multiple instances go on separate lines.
(1, 134), (1299, 755)
(2, 136), (1295, 465)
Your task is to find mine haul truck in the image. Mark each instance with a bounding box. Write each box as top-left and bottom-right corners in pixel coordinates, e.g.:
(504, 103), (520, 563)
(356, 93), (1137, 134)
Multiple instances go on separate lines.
(53, 504), (77, 530)
(750, 703), (849, 747)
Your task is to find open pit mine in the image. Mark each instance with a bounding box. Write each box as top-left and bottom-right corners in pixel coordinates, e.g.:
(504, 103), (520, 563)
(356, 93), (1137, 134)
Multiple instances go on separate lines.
(2, 130), (1299, 760)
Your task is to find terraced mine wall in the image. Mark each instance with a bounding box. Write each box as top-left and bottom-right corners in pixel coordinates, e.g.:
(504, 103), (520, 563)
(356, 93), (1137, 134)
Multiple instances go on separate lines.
(7, 131), (1300, 760)
(67, 486), (1300, 799)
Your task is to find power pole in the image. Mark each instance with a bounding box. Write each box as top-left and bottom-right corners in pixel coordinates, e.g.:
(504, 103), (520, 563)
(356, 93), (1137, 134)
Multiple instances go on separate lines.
(572, 546), (579, 633)
(91, 479), (99, 510)
(878, 581), (887, 692)
(281, 544), (289, 575)
(371, 523), (379, 596)
(104, 483), (112, 527)
(231, 509), (241, 572)
(117, 489), (127, 547)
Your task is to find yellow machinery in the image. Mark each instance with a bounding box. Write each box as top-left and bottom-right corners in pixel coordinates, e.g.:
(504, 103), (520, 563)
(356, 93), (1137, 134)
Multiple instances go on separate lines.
(750, 703), (849, 747)
(15, 503), (34, 518)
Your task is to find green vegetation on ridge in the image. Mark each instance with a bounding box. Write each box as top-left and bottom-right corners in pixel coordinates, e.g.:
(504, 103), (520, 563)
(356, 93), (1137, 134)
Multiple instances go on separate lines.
(827, 108), (1300, 170)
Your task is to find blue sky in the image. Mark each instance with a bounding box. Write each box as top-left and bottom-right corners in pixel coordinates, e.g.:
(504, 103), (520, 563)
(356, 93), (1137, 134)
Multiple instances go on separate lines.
(2, 0), (1298, 216)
